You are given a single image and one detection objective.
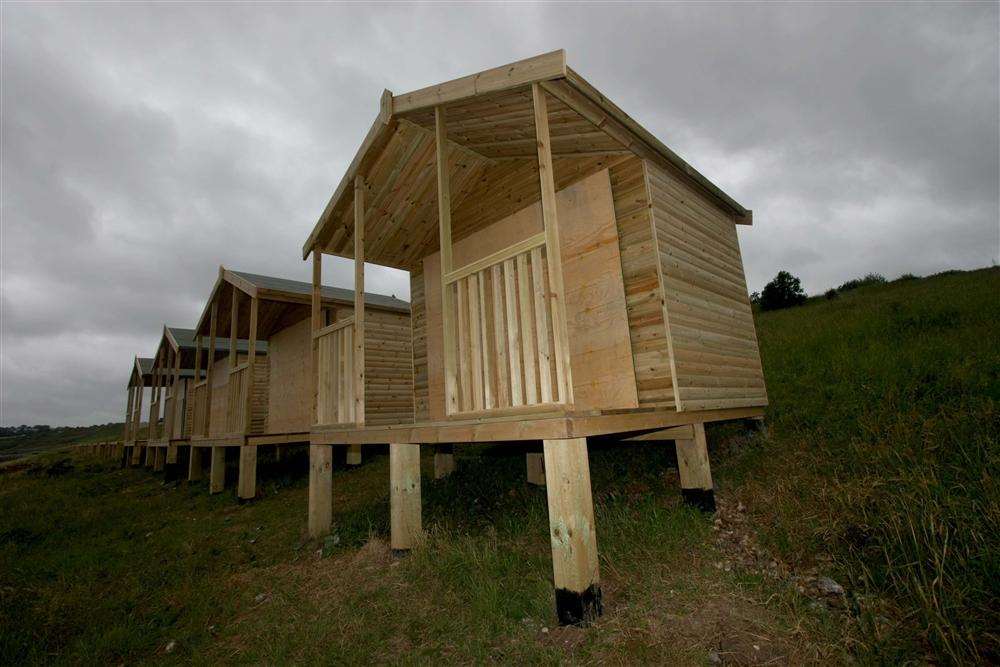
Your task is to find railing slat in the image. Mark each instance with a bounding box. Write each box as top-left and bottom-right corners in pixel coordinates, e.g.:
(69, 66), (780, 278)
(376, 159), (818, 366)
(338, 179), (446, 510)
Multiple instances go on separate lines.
(517, 252), (538, 404)
(503, 258), (523, 407)
(477, 270), (493, 410)
(490, 263), (509, 407)
(468, 273), (484, 412)
(531, 246), (554, 403)
(457, 279), (472, 411)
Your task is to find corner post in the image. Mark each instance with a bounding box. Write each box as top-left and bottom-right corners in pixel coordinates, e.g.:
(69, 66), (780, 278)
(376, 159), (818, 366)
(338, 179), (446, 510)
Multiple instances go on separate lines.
(526, 452), (546, 486)
(676, 423), (715, 512)
(542, 437), (601, 624)
(130, 383), (144, 466)
(238, 296), (259, 501)
(354, 175), (366, 427)
(531, 83), (574, 404)
(308, 444), (333, 538)
(435, 105), (458, 415)
(122, 385), (135, 443)
(165, 348), (181, 479)
(390, 443), (422, 551)
(311, 250), (322, 425)
(209, 446), (226, 494)
(433, 444), (455, 479)
(205, 301), (218, 436)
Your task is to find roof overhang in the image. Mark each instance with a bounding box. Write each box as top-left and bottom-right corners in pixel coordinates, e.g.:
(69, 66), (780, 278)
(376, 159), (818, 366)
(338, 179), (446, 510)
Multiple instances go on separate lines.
(302, 49), (751, 268)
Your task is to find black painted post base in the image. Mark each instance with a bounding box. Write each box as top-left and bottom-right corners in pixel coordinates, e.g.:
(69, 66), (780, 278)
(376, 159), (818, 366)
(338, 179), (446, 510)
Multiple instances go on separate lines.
(681, 487), (716, 513)
(555, 585), (603, 625)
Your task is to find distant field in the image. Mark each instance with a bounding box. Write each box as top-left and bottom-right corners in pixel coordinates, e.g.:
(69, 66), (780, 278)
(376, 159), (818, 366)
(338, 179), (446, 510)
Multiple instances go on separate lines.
(1, 267), (996, 664)
(0, 423), (124, 463)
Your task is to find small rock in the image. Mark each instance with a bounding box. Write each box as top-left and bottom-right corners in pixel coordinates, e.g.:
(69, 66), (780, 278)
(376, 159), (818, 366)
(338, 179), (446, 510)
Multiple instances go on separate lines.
(255, 593), (267, 603)
(816, 576), (844, 596)
(249, 538), (256, 544)
(164, 640), (177, 654)
(541, 627), (549, 634)
(708, 650), (721, 664)
(145, 532), (153, 538)
(753, 644), (760, 651)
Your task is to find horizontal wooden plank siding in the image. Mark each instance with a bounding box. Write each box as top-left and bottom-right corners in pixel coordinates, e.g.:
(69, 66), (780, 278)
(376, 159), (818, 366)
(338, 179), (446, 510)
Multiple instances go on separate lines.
(365, 309), (414, 426)
(610, 157), (675, 409)
(645, 160), (767, 411)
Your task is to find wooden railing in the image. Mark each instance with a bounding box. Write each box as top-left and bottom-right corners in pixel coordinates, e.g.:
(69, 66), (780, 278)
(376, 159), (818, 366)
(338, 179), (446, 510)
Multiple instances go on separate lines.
(226, 363), (250, 434)
(314, 316), (356, 425)
(191, 380), (209, 437)
(163, 395), (176, 440)
(149, 398), (162, 440)
(442, 233), (568, 415)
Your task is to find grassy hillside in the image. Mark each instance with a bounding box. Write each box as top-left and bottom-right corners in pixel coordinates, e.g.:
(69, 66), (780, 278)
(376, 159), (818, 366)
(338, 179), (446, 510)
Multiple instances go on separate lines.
(0, 423), (124, 463)
(1, 268), (996, 664)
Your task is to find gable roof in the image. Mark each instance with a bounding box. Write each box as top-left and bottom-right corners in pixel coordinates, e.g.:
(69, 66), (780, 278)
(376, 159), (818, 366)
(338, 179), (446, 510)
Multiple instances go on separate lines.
(302, 49), (751, 269)
(230, 270), (409, 312)
(164, 326), (267, 355)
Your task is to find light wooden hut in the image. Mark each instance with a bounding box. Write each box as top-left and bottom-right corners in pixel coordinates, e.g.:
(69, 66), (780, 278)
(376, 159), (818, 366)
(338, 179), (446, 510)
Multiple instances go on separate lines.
(143, 325), (263, 479)
(187, 266), (411, 500)
(122, 356), (153, 465)
(301, 50), (767, 624)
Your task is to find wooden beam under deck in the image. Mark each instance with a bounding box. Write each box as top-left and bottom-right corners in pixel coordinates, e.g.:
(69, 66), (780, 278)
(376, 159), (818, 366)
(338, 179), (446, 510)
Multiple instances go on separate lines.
(311, 406), (764, 445)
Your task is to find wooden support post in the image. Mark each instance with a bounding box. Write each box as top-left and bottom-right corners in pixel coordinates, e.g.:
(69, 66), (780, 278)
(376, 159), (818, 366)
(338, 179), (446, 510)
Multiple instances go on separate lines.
(144, 444), (154, 468)
(205, 302), (218, 436)
(188, 445), (204, 482)
(542, 437), (601, 624)
(435, 106), (458, 415)
(122, 385), (135, 443)
(244, 296), (259, 435)
(170, 346), (181, 436)
(153, 447), (165, 472)
(130, 386), (144, 466)
(390, 443), (422, 550)
(532, 83), (574, 404)
(209, 447), (226, 494)
(675, 423), (715, 512)
(311, 251), (322, 425)
(237, 445), (257, 501)
(526, 452), (546, 486)
(354, 175), (366, 426)
(346, 444), (362, 466)
(229, 288), (239, 369)
(433, 444), (455, 479)
(308, 444), (333, 538)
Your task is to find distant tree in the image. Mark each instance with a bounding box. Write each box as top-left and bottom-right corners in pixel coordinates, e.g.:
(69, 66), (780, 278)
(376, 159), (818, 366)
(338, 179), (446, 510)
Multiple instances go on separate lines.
(749, 291), (761, 306)
(825, 288), (839, 300)
(759, 271), (807, 311)
(838, 272), (887, 291)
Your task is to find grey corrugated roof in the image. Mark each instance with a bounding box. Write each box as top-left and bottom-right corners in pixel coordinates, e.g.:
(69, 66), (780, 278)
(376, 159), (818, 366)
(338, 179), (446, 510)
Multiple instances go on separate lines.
(166, 327), (268, 354)
(138, 357), (154, 374)
(231, 270), (410, 313)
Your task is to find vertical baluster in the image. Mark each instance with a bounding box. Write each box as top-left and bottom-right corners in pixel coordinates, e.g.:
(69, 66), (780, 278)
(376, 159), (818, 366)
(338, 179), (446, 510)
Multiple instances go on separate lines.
(468, 273), (484, 411)
(331, 330), (340, 422)
(503, 259), (523, 406)
(517, 252), (538, 404)
(457, 279), (472, 412)
(531, 247), (553, 403)
(478, 270), (493, 410)
(490, 264), (509, 407)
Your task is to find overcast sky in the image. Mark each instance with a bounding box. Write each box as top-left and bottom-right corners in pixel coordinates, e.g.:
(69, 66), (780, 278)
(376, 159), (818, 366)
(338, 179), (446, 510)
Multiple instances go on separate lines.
(2, 2), (997, 426)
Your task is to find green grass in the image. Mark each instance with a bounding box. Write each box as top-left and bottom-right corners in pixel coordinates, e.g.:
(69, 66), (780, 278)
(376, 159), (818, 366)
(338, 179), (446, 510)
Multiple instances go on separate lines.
(721, 266), (1000, 662)
(1, 267), (997, 663)
(0, 423), (124, 462)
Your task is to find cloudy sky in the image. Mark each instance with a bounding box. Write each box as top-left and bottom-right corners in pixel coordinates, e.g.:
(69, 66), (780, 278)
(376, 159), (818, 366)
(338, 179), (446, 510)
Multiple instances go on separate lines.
(2, 2), (997, 426)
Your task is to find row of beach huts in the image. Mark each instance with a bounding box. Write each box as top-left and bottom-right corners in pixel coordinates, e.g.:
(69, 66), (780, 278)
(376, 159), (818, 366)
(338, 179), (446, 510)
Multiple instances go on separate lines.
(82, 51), (768, 625)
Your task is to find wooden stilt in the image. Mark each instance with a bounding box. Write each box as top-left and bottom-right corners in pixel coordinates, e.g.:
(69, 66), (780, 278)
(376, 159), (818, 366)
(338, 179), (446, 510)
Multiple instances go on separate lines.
(164, 443), (180, 481)
(237, 445), (257, 501)
(675, 423), (715, 512)
(153, 447), (165, 472)
(144, 445), (154, 468)
(526, 452), (546, 486)
(542, 437), (601, 625)
(346, 444), (362, 466)
(209, 447), (226, 494)
(308, 445), (333, 538)
(389, 443), (422, 551)
(188, 446), (204, 482)
(433, 444), (455, 479)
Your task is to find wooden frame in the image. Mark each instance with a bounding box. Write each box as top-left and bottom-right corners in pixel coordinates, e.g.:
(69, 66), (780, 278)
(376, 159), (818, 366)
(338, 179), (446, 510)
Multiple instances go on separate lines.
(291, 51), (767, 624)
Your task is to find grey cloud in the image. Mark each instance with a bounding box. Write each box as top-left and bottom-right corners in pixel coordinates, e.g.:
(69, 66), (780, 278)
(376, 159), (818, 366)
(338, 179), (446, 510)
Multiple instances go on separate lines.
(1, 2), (996, 425)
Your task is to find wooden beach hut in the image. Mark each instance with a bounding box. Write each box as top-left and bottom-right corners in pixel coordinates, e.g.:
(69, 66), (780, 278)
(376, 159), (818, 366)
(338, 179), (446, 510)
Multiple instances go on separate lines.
(302, 50), (768, 624)
(187, 267), (411, 501)
(144, 325), (264, 479)
(122, 356), (153, 466)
